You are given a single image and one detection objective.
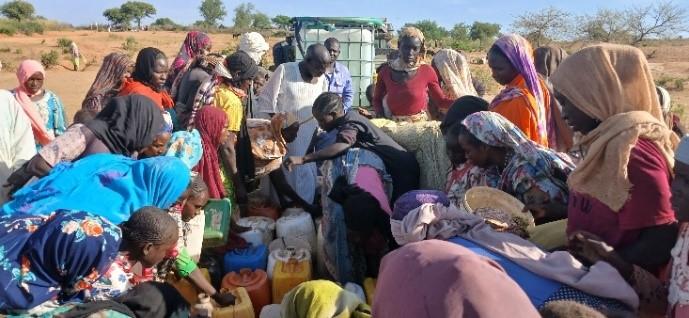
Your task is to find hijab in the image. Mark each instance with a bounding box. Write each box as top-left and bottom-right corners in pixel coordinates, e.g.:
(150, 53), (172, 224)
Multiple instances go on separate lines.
(2, 154), (190, 224)
(165, 130), (203, 170)
(491, 34), (548, 143)
(239, 32), (269, 65)
(193, 106), (227, 199)
(372, 240), (539, 318)
(82, 53), (131, 112)
(432, 49), (478, 99)
(168, 32), (212, 98)
(86, 95), (164, 157)
(534, 46), (568, 78)
(13, 59), (51, 145)
(280, 280), (371, 318)
(120, 48), (174, 110)
(551, 43), (678, 211)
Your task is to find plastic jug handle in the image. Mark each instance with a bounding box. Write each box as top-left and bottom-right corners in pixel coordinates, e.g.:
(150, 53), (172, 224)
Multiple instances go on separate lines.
(239, 269), (252, 283)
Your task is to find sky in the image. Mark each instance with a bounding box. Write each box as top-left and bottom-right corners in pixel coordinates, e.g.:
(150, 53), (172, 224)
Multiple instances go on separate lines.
(17, 0), (686, 32)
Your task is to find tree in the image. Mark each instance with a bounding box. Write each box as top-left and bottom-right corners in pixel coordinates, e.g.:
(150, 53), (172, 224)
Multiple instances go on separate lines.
(103, 8), (131, 28)
(233, 3), (255, 30)
(470, 22), (501, 48)
(272, 15), (292, 30)
(511, 7), (571, 46)
(578, 9), (630, 43)
(120, 1), (156, 29)
(252, 12), (272, 29)
(199, 0), (226, 27)
(151, 17), (180, 30)
(0, 0), (34, 22)
(450, 23), (471, 42)
(626, 1), (688, 45)
(404, 20), (448, 47)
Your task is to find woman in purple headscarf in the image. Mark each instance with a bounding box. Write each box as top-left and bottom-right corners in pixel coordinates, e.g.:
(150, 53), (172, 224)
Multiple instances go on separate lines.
(166, 31), (212, 98)
(487, 34), (551, 147)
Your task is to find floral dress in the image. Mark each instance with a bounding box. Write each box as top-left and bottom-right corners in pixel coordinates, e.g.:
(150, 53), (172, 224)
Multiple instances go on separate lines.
(0, 210), (121, 312)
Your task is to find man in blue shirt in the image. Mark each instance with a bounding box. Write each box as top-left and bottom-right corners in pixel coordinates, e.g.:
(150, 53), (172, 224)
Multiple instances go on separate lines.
(324, 37), (354, 113)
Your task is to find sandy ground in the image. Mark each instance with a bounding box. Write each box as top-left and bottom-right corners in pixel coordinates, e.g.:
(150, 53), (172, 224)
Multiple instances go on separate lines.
(0, 30), (687, 123)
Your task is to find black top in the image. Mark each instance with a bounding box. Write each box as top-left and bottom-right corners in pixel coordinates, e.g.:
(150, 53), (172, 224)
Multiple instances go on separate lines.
(335, 111), (419, 199)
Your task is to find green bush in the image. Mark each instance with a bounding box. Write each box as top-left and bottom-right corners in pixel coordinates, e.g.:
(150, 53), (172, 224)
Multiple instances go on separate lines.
(0, 47), (10, 53)
(14, 48), (22, 54)
(40, 50), (60, 69)
(17, 21), (44, 35)
(675, 78), (685, 91)
(57, 37), (72, 48)
(0, 26), (16, 35)
(122, 36), (138, 53)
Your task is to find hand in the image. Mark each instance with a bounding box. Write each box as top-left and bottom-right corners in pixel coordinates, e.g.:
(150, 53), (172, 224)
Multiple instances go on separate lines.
(357, 108), (374, 119)
(522, 187), (566, 221)
(281, 122), (300, 143)
(212, 291), (236, 306)
(283, 156), (305, 171)
(567, 231), (617, 266)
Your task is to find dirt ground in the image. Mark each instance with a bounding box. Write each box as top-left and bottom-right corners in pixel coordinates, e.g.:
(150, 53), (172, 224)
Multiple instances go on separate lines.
(0, 30), (687, 123)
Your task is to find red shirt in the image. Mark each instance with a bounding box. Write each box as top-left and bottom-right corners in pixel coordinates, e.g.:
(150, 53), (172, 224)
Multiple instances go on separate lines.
(567, 139), (676, 248)
(373, 64), (452, 116)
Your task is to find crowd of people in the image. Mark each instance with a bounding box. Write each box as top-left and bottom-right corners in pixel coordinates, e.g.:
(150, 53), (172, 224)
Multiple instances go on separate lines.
(0, 24), (687, 318)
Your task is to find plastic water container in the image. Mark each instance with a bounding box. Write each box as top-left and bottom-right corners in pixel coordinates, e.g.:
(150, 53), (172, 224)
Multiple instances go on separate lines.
(167, 268), (211, 305)
(271, 256), (312, 304)
(213, 287), (255, 318)
(345, 282), (366, 303)
(267, 247), (311, 279)
(363, 277), (377, 306)
(203, 199), (232, 246)
(315, 218), (327, 278)
(224, 244), (269, 274)
(276, 211), (316, 255)
(237, 216), (276, 246)
(259, 304), (282, 318)
(268, 236), (311, 253)
(221, 269), (271, 315)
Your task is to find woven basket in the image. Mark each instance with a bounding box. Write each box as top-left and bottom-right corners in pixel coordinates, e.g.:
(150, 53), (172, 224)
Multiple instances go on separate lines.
(462, 187), (536, 234)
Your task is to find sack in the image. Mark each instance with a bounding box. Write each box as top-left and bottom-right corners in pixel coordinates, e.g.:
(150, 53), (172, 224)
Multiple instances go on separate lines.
(247, 114), (288, 178)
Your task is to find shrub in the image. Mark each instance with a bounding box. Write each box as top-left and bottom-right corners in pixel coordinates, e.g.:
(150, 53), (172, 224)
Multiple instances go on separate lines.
(675, 78), (685, 91)
(0, 47), (10, 52)
(14, 48), (22, 54)
(122, 36), (138, 54)
(20, 21), (43, 35)
(40, 50), (60, 69)
(40, 39), (45, 44)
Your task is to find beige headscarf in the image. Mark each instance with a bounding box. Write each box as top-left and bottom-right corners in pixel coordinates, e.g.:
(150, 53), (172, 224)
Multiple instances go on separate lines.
(551, 43), (679, 212)
(431, 49), (477, 99)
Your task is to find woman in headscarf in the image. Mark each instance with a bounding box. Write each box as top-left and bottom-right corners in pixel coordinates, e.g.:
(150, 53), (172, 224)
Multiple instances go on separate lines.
(488, 34), (550, 147)
(550, 43), (679, 275)
(194, 106), (230, 200)
(173, 53), (225, 129)
(12, 59), (67, 147)
(373, 239), (540, 318)
(2, 154), (190, 224)
(372, 27), (453, 122)
(534, 45), (573, 152)
(82, 53), (133, 113)
(657, 85), (686, 138)
(387, 191), (637, 315)
(458, 111), (574, 223)
(4, 95), (164, 194)
(439, 96), (496, 207)
(239, 32), (269, 65)
(0, 90), (35, 204)
(166, 31), (212, 99)
(430, 49), (478, 118)
(118, 47), (174, 111)
(0, 208), (177, 312)
(268, 280), (371, 318)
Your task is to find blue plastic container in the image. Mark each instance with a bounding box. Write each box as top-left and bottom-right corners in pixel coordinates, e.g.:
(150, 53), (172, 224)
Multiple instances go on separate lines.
(224, 244), (269, 274)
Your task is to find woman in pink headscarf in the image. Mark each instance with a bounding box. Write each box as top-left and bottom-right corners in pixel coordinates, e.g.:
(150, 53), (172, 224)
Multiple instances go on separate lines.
(373, 239), (540, 318)
(166, 31), (212, 98)
(12, 59), (67, 147)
